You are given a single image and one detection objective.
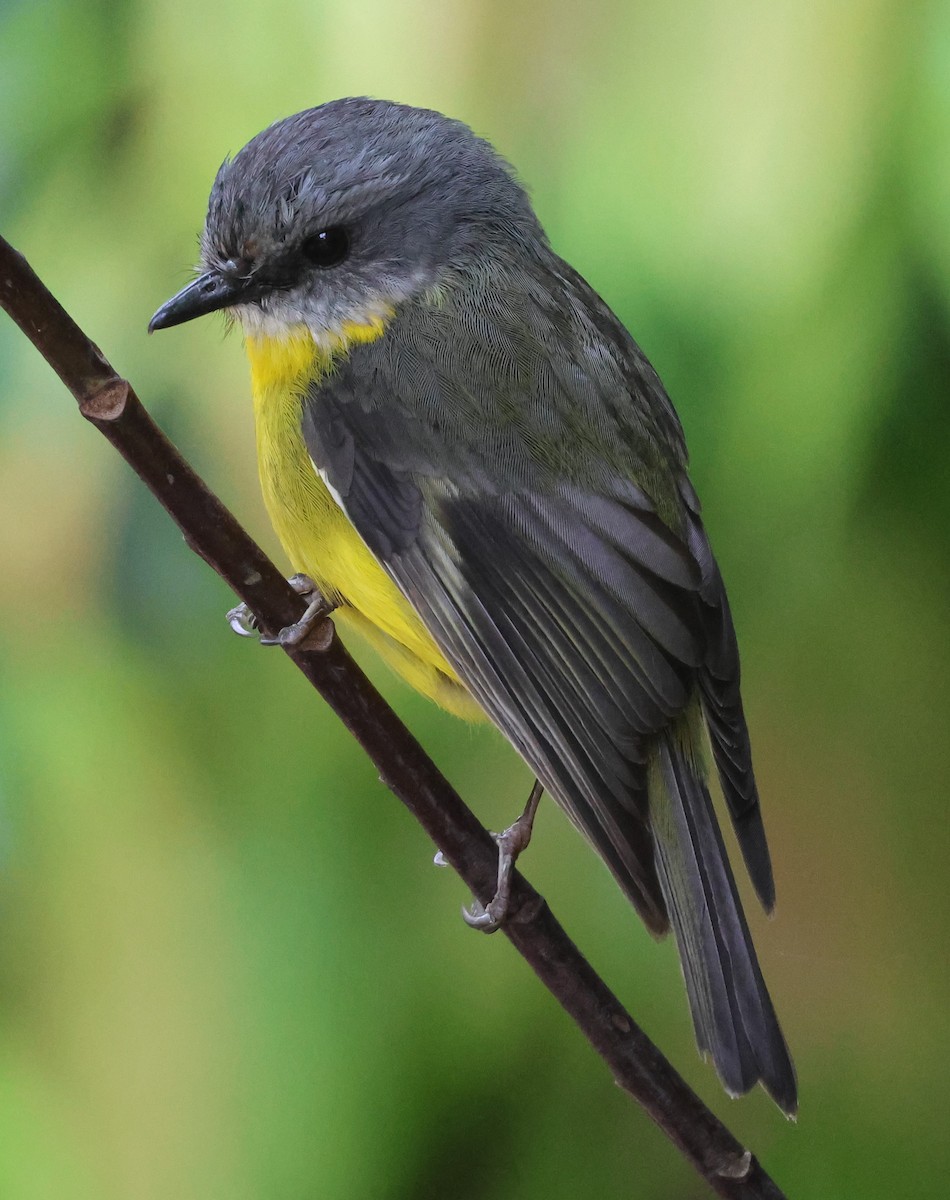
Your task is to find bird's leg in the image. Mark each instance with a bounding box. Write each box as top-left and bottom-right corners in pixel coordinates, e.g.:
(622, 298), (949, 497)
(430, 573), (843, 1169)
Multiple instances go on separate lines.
(463, 778), (544, 933)
(227, 574), (336, 649)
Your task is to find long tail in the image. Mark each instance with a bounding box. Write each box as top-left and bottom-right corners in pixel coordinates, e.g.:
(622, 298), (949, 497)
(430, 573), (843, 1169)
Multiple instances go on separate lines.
(649, 726), (797, 1116)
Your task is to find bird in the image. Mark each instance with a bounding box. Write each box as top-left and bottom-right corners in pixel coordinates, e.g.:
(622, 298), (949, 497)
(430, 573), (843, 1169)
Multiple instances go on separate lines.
(149, 97), (797, 1114)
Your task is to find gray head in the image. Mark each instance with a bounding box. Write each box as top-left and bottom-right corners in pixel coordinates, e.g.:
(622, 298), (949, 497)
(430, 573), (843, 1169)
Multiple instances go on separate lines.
(149, 98), (543, 339)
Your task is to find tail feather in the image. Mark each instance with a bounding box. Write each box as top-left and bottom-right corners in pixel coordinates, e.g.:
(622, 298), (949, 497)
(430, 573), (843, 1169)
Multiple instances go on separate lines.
(650, 729), (797, 1115)
(682, 485), (777, 912)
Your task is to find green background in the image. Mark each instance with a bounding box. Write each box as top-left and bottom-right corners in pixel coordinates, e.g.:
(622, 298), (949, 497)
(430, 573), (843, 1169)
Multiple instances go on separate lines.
(1, 1), (948, 1196)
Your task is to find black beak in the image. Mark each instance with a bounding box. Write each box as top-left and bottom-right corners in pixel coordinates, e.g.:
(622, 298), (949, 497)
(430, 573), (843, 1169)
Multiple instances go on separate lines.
(148, 269), (252, 333)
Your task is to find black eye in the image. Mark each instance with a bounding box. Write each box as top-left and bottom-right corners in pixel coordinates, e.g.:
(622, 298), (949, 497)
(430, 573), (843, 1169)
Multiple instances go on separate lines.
(300, 227), (350, 268)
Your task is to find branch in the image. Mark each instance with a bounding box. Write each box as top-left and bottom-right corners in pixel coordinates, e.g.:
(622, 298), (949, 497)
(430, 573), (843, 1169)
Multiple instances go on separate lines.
(0, 234), (788, 1200)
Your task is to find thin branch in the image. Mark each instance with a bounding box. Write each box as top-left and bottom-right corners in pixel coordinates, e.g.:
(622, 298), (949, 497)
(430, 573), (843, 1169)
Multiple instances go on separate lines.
(0, 234), (788, 1200)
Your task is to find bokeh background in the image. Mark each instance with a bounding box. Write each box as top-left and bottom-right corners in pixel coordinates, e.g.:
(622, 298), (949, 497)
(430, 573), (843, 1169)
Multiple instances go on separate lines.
(1, 1), (948, 1196)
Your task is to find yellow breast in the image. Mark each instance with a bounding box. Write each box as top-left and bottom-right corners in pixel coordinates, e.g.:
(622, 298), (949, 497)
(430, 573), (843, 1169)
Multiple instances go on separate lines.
(245, 327), (480, 719)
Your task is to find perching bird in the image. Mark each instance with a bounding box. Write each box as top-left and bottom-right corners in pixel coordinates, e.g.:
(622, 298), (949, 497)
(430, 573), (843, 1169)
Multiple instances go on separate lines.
(149, 97), (797, 1114)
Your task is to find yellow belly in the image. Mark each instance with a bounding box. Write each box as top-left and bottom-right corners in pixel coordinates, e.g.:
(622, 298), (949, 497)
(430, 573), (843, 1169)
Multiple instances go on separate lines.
(245, 328), (480, 719)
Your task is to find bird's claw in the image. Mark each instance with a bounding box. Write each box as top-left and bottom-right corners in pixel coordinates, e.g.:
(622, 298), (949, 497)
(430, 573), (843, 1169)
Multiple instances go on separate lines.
(461, 790), (541, 933)
(226, 574), (335, 649)
(227, 602), (260, 637)
(462, 898), (505, 933)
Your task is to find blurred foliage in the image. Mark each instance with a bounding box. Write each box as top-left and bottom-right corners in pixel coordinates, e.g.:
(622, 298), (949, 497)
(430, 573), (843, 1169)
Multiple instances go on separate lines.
(1, 1), (948, 1196)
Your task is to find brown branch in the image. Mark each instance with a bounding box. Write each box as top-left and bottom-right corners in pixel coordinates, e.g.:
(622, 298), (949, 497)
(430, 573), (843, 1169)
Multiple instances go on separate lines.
(0, 233), (788, 1200)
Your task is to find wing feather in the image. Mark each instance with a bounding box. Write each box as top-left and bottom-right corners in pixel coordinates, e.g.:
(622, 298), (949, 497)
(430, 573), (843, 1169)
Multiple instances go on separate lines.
(373, 471), (705, 929)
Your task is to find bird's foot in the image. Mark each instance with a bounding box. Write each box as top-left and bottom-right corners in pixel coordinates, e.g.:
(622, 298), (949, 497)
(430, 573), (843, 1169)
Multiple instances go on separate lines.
(261, 575), (335, 649)
(226, 574), (335, 650)
(463, 780), (543, 933)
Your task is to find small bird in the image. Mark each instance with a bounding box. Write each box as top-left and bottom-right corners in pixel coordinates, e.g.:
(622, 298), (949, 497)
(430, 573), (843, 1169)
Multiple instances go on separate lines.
(149, 97), (796, 1114)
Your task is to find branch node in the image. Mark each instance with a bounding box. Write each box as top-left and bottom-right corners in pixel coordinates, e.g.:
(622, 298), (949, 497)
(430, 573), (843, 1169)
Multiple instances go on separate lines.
(716, 1149), (753, 1180)
(79, 378), (129, 421)
(291, 617), (336, 653)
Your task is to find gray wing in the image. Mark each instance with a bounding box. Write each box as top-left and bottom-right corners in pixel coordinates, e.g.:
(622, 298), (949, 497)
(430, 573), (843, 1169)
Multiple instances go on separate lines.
(308, 392), (693, 929)
(302, 262), (773, 925)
